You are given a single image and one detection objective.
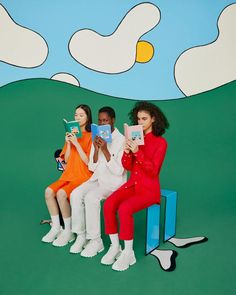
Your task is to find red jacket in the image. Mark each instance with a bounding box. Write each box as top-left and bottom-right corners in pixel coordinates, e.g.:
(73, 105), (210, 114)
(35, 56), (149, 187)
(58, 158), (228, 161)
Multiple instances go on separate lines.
(118, 132), (167, 203)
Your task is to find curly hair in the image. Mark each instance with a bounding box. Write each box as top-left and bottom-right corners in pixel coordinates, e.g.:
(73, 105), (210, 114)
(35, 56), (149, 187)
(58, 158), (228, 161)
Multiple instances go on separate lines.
(129, 101), (169, 136)
(76, 104), (92, 132)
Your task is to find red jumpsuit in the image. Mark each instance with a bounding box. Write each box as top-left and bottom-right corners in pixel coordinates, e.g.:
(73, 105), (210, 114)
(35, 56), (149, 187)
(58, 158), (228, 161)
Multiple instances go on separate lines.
(104, 132), (168, 240)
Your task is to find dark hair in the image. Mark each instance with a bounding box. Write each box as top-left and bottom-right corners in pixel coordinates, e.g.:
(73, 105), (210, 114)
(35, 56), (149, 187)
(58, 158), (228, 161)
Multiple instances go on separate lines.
(98, 106), (116, 119)
(129, 101), (169, 136)
(76, 104), (92, 132)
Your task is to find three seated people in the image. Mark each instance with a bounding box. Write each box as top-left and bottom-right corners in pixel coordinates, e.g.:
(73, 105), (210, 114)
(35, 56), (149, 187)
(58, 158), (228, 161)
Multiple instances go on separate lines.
(42, 101), (169, 271)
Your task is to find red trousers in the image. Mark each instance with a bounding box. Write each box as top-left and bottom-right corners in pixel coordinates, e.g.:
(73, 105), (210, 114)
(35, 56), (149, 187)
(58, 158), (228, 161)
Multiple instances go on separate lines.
(104, 186), (159, 240)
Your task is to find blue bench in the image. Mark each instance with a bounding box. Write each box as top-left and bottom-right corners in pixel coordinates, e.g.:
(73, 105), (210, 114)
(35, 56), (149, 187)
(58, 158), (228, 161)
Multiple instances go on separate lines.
(146, 189), (177, 254)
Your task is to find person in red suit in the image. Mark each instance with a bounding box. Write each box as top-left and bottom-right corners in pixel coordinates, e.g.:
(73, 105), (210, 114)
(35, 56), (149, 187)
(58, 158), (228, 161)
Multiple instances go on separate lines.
(101, 101), (169, 271)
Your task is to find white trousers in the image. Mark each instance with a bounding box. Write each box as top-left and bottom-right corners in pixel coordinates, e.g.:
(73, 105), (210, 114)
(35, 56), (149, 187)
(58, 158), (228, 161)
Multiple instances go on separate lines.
(70, 180), (113, 239)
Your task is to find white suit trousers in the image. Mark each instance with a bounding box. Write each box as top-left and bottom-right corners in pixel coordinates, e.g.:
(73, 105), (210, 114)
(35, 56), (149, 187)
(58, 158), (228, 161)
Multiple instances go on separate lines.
(70, 181), (113, 239)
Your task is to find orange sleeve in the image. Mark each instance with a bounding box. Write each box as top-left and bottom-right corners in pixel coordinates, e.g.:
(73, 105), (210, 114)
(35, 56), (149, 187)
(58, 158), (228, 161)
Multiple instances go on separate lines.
(59, 142), (67, 160)
(85, 134), (92, 158)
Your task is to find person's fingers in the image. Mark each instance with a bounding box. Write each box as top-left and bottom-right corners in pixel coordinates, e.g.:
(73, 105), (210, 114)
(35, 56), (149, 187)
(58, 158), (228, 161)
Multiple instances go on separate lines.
(127, 141), (133, 148)
(97, 138), (103, 145)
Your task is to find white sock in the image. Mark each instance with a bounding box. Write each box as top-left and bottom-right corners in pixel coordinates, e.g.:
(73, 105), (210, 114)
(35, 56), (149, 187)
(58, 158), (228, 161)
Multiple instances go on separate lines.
(63, 217), (71, 232)
(124, 240), (133, 253)
(109, 234), (119, 248)
(51, 215), (60, 230)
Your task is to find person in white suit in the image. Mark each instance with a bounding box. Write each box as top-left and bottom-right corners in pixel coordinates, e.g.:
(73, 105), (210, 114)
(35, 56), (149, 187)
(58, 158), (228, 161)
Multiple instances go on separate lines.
(70, 106), (127, 257)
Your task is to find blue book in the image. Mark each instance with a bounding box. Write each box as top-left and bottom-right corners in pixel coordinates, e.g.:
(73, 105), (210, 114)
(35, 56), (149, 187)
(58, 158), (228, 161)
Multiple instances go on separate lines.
(91, 124), (112, 143)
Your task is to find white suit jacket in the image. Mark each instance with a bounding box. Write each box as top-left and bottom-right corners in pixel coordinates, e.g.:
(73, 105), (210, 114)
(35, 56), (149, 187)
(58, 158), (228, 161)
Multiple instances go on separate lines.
(88, 128), (127, 191)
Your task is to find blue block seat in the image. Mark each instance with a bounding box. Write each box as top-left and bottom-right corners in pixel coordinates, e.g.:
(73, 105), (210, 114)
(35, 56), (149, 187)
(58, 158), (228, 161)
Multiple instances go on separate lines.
(146, 189), (177, 254)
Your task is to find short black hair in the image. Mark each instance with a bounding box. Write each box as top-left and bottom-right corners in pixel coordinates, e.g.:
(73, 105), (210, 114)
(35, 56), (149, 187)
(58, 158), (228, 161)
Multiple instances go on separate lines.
(98, 106), (116, 119)
(75, 104), (92, 132)
(129, 101), (169, 136)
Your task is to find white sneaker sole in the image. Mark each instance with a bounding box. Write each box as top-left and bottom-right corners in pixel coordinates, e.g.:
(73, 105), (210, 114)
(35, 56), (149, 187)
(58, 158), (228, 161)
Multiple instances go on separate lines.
(80, 247), (104, 258)
(70, 242), (87, 254)
(52, 235), (75, 247)
(41, 230), (61, 243)
(101, 251), (122, 265)
(42, 237), (56, 243)
(70, 249), (82, 254)
(112, 257), (136, 271)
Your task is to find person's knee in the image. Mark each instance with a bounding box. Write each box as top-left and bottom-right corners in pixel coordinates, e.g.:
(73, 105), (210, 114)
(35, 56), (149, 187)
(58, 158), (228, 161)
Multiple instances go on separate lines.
(56, 189), (67, 203)
(70, 188), (78, 203)
(104, 197), (116, 214)
(118, 203), (132, 218)
(70, 189), (84, 207)
(45, 187), (55, 201)
(84, 191), (100, 206)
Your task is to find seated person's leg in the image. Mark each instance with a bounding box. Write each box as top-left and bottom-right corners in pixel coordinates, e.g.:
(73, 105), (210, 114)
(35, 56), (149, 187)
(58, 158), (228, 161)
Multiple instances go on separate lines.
(80, 185), (108, 257)
(112, 194), (158, 271)
(42, 182), (64, 243)
(52, 185), (74, 247)
(101, 187), (135, 265)
(69, 181), (97, 254)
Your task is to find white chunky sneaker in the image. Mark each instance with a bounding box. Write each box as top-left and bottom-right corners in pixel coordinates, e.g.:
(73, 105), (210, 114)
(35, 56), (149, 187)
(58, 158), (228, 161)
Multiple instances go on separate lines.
(41, 227), (61, 243)
(80, 238), (104, 258)
(101, 244), (122, 265)
(112, 250), (136, 271)
(52, 230), (75, 247)
(70, 235), (87, 254)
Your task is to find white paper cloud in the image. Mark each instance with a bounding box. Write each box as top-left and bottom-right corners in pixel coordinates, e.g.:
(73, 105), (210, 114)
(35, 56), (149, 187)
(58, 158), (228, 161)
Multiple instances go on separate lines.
(51, 73), (80, 86)
(175, 4), (236, 96)
(69, 3), (160, 73)
(0, 4), (48, 68)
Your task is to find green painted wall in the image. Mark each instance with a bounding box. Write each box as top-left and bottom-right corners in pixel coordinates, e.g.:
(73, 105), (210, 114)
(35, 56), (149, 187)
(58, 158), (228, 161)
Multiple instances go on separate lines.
(0, 79), (235, 295)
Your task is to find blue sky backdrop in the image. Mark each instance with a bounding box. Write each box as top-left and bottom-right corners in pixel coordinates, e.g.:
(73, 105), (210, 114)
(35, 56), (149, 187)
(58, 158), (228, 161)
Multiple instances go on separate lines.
(0, 0), (235, 100)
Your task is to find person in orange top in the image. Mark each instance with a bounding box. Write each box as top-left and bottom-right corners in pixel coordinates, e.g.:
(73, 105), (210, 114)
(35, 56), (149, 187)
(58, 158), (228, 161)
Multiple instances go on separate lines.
(42, 104), (93, 247)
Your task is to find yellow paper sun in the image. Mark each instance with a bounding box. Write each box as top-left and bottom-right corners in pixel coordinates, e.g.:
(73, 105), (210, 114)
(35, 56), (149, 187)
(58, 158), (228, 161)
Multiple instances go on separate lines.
(136, 41), (154, 63)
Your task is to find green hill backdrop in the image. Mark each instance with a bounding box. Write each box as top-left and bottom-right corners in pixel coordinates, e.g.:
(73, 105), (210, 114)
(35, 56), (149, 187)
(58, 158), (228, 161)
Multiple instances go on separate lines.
(0, 79), (235, 295)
